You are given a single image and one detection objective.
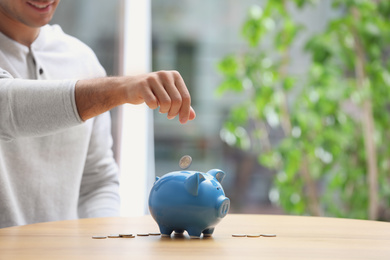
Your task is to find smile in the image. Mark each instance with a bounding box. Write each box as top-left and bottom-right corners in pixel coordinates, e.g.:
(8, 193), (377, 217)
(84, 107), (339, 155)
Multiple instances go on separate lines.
(27, 1), (54, 9)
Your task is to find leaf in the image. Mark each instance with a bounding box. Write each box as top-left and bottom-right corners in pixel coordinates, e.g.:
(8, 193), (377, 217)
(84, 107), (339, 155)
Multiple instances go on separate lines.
(283, 76), (296, 91)
(230, 105), (249, 125)
(217, 55), (239, 76)
(216, 77), (244, 96)
(305, 35), (332, 63)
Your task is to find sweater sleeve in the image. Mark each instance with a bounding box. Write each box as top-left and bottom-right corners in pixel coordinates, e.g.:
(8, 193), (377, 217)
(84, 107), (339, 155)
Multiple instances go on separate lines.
(0, 70), (82, 141)
(77, 111), (121, 218)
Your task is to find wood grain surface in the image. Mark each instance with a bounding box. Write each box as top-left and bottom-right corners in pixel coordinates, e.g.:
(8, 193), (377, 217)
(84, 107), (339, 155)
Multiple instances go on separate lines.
(0, 214), (389, 259)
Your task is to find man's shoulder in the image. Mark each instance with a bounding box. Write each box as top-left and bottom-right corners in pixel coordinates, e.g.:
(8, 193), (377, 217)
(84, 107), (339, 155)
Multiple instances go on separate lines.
(39, 24), (94, 54)
(34, 24), (106, 78)
(41, 24), (80, 41)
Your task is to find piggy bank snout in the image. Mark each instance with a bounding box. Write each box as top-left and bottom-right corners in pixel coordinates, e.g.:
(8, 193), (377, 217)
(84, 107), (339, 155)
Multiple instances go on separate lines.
(217, 197), (230, 218)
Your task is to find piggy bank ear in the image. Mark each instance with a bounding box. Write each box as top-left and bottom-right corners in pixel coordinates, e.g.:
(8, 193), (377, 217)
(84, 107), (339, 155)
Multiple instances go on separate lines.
(207, 169), (226, 183)
(185, 172), (205, 196)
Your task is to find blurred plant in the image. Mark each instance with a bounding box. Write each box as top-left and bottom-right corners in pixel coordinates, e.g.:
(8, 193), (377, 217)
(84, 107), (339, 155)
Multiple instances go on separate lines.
(217, 0), (390, 220)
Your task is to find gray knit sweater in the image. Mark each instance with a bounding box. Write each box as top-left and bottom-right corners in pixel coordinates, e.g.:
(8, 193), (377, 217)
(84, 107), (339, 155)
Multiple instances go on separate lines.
(0, 24), (120, 228)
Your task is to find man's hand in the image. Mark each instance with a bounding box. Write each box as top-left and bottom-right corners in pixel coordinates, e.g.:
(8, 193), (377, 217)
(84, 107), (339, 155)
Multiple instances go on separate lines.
(75, 70), (196, 123)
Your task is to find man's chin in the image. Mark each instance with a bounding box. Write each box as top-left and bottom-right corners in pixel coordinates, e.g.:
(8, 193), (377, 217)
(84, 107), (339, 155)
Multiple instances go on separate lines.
(25, 16), (54, 28)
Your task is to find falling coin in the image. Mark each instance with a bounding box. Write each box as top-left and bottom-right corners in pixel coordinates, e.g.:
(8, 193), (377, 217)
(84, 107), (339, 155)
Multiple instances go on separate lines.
(92, 236), (107, 239)
(179, 155), (192, 169)
(261, 234), (276, 237)
(232, 234), (247, 237)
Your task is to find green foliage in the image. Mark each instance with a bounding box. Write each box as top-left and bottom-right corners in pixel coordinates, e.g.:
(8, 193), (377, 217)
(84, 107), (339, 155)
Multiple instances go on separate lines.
(217, 0), (390, 220)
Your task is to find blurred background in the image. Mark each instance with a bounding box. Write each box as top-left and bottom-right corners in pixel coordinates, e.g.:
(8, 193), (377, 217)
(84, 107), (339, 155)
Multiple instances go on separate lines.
(52, 0), (390, 221)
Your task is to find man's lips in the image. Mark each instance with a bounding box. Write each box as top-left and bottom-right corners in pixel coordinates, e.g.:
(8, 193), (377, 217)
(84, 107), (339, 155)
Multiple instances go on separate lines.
(27, 1), (54, 11)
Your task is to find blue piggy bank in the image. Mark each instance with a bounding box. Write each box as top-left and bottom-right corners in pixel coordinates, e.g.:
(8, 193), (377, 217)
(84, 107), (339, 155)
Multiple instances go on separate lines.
(148, 169), (230, 238)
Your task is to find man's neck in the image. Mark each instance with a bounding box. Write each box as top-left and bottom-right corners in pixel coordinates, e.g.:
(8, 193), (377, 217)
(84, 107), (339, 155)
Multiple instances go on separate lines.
(0, 11), (39, 47)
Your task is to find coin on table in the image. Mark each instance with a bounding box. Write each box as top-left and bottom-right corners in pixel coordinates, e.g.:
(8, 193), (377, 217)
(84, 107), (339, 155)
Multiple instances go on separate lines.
(179, 155), (192, 169)
(247, 234), (261, 238)
(107, 234), (121, 238)
(260, 234), (276, 237)
(121, 235), (135, 238)
(92, 236), (107, 239)
(137, 233), (150, 236)
(149, 232), (161, 236)
(232, 234), (247, 237)
(119, 233), (134, 238)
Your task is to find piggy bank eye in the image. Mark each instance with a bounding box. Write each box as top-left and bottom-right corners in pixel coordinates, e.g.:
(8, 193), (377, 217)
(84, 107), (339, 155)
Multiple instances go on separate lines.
(217, 187), (221, 190)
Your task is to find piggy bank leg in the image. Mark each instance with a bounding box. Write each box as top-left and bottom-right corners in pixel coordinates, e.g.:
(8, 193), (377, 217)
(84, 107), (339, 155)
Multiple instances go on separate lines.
(202, 228), (215, 237)
(186, 228), (202, 239)
(174, 229), (185, 235)
(159, 226), (174, 237)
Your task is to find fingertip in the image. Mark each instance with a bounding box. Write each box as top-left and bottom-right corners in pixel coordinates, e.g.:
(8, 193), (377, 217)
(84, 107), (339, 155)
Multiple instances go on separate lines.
(179, 107), (196, 124)
(189, 107), (196, 120)
(179, 118), (188, 124)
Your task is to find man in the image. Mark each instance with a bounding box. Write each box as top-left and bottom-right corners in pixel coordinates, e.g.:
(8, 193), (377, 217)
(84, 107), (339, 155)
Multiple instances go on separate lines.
(0, 0), (196, 228)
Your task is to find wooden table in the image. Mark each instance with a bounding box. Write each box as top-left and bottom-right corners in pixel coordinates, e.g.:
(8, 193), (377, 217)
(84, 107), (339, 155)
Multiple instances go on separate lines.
(0, 214), (389, 259)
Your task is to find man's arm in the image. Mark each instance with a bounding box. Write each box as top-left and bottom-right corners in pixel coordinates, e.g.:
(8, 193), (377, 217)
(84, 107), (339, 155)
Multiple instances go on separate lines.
(75, 70), (196, 124)
(0, 70), (195, 141)
(0, 77), (81, 141)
